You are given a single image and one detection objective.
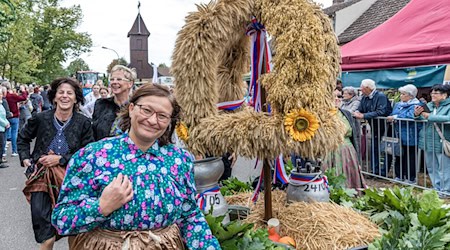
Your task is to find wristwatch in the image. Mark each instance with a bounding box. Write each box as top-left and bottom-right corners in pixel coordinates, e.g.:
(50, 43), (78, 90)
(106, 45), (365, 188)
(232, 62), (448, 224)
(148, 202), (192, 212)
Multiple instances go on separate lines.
(59, 157), (67, 166)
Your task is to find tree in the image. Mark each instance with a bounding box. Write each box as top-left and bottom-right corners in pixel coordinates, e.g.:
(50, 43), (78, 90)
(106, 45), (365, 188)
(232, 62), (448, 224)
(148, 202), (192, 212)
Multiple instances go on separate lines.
(31, 1), (92, 83)
(158, 63), (168, 68)
(0, 0), (92, 84)
(106, 57), (128, 74)
(0, 0), (16, 42)
(66, 58), (90, 75)
(0, 0), (40, 83)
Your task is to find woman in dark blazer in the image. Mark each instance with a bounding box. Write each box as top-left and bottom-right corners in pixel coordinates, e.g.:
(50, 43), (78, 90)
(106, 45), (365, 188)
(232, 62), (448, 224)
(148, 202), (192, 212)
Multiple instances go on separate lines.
(92, 65), (136, 140)
(18, 77), (93, 250)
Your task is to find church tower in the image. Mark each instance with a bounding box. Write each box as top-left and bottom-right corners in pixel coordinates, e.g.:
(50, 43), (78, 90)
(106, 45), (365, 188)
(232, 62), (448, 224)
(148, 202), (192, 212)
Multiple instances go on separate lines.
(128, 6), (153, 80)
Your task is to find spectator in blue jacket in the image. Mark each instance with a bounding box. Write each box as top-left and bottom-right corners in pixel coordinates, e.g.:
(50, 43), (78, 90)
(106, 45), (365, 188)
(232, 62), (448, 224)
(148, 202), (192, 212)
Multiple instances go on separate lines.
(385, 84), (422, 183)
(353, 79), (392, 177)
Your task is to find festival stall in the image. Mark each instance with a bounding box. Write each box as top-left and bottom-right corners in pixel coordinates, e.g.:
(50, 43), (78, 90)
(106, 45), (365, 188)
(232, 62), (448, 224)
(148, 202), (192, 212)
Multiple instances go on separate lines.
(340, 0), (450, 88)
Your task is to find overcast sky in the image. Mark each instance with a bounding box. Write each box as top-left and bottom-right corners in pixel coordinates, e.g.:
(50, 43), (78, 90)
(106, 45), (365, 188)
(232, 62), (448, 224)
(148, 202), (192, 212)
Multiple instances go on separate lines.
(61, 0), (332, 73)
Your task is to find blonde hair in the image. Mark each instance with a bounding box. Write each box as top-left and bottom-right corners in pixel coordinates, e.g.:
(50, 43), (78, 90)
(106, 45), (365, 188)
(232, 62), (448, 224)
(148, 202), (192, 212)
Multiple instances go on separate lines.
(111, 65), (137, 82)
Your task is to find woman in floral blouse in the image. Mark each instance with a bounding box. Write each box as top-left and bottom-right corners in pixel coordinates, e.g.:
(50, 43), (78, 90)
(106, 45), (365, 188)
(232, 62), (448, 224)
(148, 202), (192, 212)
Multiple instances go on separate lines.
(52, 84), (221, 250)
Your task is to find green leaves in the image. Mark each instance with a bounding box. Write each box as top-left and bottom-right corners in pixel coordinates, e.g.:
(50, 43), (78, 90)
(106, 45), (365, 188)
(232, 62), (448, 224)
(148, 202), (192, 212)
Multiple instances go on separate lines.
(205, 213), (253, 243)
(205, 213), (287, 250)
(418, 208), (447, 229)
(220, 177), (253, 196)
(67, 58), (90, 74)
(0, 0), (16, 42)
(420, 190), (444, 212)
(0, 0), (92, 83)
(359, 187), (450, 250)
(324, 168), (357, 205)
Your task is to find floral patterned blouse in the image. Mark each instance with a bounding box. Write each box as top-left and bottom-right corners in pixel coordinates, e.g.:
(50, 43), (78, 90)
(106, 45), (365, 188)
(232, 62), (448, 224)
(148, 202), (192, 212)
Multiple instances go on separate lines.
(52, 133), (221, 250)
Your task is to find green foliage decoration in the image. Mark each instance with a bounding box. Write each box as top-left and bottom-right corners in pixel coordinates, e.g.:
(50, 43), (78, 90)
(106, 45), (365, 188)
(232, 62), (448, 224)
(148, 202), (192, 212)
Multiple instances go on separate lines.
(205, 213), (286, 250)
(220, 177), (253, 196)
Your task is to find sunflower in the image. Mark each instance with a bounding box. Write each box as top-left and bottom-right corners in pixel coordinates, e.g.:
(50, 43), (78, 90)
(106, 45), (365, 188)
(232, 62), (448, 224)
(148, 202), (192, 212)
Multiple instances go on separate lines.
(284, 109), (320, 142)
(175, 122), (189, 142)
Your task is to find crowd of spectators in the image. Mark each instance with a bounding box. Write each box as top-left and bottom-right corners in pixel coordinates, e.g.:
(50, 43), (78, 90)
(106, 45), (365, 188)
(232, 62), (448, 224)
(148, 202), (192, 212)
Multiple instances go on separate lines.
(332, 79), (450, 197)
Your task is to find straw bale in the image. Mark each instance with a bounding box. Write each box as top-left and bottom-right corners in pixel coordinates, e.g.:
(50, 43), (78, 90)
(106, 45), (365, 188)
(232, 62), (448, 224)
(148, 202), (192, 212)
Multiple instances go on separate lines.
(226, 191), (380, 250)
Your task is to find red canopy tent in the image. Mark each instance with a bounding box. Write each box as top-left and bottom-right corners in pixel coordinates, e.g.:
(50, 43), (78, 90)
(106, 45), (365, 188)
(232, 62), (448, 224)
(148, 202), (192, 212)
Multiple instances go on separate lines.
(341, 0), (450, 71)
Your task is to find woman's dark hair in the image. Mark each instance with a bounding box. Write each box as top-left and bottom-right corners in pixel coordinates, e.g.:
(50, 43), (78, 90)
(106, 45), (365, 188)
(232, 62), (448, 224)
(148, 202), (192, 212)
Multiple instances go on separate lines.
(119, 84), (180, 146)
(431, 84), (450, 97)
(48, 77), (84, 109)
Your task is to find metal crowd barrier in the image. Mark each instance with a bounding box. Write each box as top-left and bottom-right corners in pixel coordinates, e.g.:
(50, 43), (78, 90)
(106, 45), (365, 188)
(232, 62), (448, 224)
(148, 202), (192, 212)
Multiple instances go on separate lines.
(360, 117), (450, 196)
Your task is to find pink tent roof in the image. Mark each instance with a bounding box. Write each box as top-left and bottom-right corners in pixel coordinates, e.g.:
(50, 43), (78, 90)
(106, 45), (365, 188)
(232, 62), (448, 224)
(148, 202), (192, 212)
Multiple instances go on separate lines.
(341, 0), (450, 71)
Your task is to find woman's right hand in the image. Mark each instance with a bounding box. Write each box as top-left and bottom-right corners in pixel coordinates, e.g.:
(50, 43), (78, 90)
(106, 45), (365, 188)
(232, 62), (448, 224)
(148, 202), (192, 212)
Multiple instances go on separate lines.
(414, 105), (424, 116)
(99, 173), (133, 216)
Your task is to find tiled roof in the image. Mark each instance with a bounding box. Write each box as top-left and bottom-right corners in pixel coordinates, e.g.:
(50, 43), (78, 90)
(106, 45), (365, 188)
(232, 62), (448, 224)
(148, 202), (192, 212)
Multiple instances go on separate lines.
(323, 0), (362, 15)
(338, 0), (411, 44)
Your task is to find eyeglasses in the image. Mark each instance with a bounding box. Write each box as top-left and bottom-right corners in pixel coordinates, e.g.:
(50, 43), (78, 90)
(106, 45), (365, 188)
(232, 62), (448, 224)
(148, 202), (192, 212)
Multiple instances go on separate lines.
(110, 77), (131, 82)
(134, 104), (171, 123)
(430, 92), (444, 95)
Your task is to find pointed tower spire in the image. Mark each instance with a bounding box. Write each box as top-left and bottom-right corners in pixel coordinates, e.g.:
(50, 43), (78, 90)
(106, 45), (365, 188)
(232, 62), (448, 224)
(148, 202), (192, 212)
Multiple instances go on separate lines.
(128, 4), (152, 80)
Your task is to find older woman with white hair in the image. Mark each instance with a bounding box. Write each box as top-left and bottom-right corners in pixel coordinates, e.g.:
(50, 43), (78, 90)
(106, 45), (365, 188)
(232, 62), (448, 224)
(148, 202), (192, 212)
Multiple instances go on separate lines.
(92, 65), (136, 140)
(340, 86), (360, 113)
(385, 84), (422, 183)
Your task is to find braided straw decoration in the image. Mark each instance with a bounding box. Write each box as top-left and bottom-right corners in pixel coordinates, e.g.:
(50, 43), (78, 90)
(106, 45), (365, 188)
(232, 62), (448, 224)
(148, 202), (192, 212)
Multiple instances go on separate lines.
(172, 0), (344, 159)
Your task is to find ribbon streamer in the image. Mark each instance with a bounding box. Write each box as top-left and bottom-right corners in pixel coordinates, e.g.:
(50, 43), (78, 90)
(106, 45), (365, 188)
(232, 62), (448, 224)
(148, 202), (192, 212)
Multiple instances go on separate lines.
(195, 186), (221, 211)
(216, 99), (245, 111)
(250, 168), (264, 203)
(246, 17), (273, 112)
(246, 17), (276, 203)
(272, 154), (289, 185)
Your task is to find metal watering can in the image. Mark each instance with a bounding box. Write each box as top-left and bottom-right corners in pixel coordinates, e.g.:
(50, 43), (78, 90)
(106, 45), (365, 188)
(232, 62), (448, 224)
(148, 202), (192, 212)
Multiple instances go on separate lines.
(286, 159), (329, 203)
(193, 157), (229, 224)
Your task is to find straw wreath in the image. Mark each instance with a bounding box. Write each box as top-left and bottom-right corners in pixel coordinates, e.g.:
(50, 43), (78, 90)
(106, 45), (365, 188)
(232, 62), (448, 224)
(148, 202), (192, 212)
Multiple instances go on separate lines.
(172, 0), (344, 159)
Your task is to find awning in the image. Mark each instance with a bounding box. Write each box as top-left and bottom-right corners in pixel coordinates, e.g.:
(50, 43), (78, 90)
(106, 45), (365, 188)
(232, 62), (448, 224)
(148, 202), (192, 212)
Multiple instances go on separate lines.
(341, 65), (446, 89)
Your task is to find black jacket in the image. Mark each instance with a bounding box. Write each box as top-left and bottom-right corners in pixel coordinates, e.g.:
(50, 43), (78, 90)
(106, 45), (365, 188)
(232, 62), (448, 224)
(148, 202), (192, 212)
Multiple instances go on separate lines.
(18, 109), (94, 167)
(92, 97), (121, 141)
(358, 90), (392, 136)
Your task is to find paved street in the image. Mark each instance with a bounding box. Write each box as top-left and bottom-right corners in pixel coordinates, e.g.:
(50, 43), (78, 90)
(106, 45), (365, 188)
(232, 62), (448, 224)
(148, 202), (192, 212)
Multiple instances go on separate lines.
(0, 145), (68, 250)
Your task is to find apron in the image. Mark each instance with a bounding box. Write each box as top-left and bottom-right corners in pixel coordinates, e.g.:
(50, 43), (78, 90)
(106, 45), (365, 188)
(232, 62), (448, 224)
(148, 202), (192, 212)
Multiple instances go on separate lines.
(69, 224), (186, 250)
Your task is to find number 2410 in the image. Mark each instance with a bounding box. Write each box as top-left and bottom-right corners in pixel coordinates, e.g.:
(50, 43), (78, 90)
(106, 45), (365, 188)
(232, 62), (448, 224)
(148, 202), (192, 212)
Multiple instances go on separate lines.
(303, 184), (326, 192)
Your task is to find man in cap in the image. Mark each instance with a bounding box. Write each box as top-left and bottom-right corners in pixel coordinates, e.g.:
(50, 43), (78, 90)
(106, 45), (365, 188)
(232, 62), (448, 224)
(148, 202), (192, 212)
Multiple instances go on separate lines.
(353, 79), (392, 177)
